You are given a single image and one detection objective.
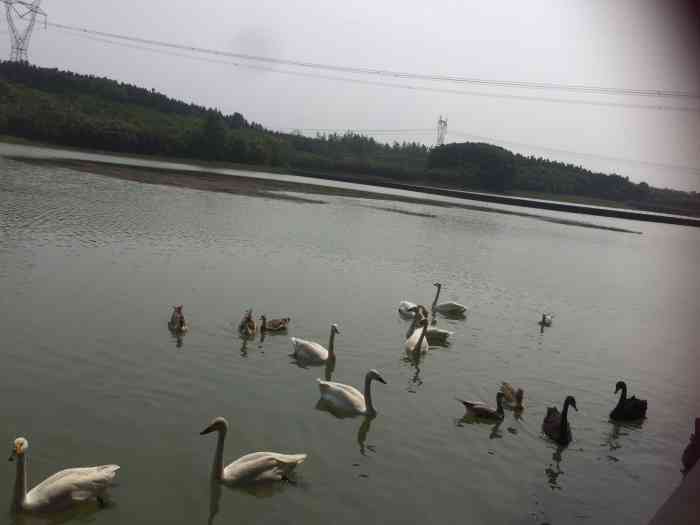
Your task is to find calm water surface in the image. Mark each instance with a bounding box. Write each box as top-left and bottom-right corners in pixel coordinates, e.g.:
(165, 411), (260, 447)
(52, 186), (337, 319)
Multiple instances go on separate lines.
(1, 149), (699, 524)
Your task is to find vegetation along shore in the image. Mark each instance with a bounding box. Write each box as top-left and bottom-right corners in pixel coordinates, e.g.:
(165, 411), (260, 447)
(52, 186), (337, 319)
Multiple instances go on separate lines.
(0, 61), (698, 220)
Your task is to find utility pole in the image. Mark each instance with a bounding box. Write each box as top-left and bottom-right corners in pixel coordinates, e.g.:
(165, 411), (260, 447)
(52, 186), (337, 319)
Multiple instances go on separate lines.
(3, 0), (46, 62)
(436, 115), (447, 147)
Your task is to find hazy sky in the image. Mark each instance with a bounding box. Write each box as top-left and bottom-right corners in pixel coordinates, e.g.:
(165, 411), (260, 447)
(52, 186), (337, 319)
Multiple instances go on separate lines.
(4, 0), (700, 190)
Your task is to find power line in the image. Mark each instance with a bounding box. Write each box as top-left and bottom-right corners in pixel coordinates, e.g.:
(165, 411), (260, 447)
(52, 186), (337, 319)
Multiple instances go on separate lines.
(45, 20), (700, 100)
(48, 27), (700, 114)
(38, 28), (700, 177)
(450, 130), (700, 175)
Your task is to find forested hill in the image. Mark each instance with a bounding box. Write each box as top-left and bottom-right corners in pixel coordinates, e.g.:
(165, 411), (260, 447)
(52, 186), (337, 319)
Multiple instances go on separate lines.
(0, 61), (698, 216)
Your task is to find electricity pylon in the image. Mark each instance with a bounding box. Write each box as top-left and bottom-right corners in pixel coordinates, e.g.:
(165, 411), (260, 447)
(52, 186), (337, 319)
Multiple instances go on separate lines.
(4, 0), (46, 62)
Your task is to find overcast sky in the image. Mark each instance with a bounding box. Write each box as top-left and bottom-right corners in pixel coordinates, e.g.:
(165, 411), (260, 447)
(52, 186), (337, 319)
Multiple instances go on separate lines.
(4, 0), (700, 190)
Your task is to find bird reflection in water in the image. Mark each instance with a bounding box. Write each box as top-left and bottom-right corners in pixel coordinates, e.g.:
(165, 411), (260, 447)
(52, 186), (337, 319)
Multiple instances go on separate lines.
(168, 330), (184, 348)
(489, 420), (503, 439)
(207, 473), (293, 525)
(402, 351), (424, 393)
(602, 419), (643, 455)
(239, 336), (249, 357)
(9, 501), (107, 525)
(357, 416), (376, 455)
(545, 446), (566, 490)
(455, 415), (504, 441)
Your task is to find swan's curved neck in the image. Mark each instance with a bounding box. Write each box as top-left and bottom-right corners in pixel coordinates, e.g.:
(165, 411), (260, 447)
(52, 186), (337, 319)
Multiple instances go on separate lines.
(414, 323), (428, 352)
(328, 329), (337, 357)
(364, 375), (376, 415)
(560, 399), (571, 437)
(432, 286), (441, 310)
(13, 454), (27, 509)
(212, 430), (226, 480)
(616, 384), (627, 408)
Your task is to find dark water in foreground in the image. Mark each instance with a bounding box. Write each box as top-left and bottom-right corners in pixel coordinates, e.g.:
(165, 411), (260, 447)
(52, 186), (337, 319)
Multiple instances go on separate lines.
(1, 150), (699, 524)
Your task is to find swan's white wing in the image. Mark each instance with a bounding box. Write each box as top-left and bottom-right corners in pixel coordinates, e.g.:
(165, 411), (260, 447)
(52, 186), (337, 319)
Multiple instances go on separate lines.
(435, 302), (467, 314)
(317, 380), (366, 413)
(223, 452), (306, 483)
(398, 301), (417, 317)
(291, 338), (328, 362)
(25, 465), (119, 510)
(426, 327), (453, 343)
(405, 328), (428, 353)
(428, 327), (453, 336)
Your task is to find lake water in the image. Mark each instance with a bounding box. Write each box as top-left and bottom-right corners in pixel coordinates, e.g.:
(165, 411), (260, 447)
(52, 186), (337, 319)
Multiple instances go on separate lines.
(1, 146), (699, 524)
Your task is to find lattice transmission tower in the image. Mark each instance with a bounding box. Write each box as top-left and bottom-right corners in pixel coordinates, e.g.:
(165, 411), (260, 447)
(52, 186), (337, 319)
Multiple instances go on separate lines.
(436, 115), (447, 146)
(3, 0), (46, 62)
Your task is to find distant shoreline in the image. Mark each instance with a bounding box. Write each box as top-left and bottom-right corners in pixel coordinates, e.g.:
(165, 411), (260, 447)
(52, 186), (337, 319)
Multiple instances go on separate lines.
(284, 168), (700, 228)
(0, 152), (651, 235)
(2, 136), (699, 228)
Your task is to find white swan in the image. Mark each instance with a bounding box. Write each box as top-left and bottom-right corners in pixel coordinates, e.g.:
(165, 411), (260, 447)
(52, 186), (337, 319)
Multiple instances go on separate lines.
(291, 323), (339, 364)
(407, 305), (453, 344)
(8, 437), (119, 512)
(200, 417), (306, 483)
(431, 283), (467, 316)
(317, 369), (387, 416)
(405, 315), (429, 354)
(398, 300), (418, 318)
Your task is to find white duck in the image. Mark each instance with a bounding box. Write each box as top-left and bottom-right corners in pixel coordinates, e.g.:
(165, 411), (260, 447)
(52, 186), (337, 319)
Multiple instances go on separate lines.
(8, 437), (119, 512)
(431, 283), (467, 316)
(200, 417), (306, 483)
(405, 316), (429, 354)
(317, 369), (387, 416)
(291, 323), (339, 365)
(398, 300), (418, 318)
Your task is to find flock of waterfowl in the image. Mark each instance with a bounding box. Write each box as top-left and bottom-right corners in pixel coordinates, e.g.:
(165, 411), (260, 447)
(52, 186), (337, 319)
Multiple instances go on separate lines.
(8, 281), (698, 515)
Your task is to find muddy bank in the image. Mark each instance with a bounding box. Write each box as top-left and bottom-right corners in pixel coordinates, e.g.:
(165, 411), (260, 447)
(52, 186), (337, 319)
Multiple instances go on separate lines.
(8, 156), (644, 234)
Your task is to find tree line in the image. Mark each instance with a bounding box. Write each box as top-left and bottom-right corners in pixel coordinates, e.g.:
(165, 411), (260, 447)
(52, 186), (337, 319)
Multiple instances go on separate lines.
(0, 61), (697, 216)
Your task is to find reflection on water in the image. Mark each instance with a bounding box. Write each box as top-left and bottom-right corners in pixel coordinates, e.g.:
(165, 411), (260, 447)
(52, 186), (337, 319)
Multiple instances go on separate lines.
(1, 151), (699, 525)
(602, 420), (644, 453)
(7, 502), (108, 525)
(489, 420), (504, 439)
(207, 475), (297, 525)
(545, 446), (566, 491)
(239, 336), (250, 357)
(170, 331), (184, 348)
(357, 416), (375, 455)
(402, 352), (424, 393)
